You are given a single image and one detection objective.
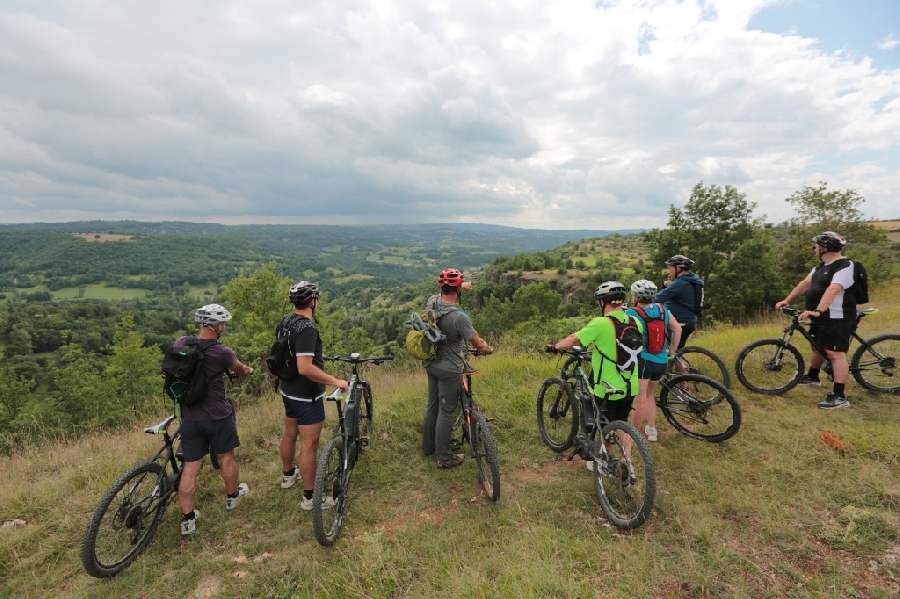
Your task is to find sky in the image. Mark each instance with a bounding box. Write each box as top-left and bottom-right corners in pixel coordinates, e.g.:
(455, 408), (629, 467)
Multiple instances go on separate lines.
(1, 0), (898, 231)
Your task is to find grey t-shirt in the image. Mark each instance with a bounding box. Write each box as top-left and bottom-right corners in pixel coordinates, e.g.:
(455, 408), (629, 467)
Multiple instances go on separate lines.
(424, 300), (477, 374)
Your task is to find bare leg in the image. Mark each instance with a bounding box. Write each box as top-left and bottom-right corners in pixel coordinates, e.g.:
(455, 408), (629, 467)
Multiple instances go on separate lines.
(280, 416), (299, 472)
(177, 460), (203, 514)
(298, 422), (325, 491)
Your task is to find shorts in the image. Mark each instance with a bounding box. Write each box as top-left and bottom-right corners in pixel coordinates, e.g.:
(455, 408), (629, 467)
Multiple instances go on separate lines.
(283, 395), (326, 426)
(638, 358), (667, 382)
(179, 415), (240, 462)
(597, 396), (634, 423)
(809, 318), (855, 353)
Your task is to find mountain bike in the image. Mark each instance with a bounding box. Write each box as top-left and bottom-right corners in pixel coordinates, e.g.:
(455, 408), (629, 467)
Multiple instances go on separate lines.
(655, 365), (741, 442)
(312, 353), (394, 546)
(448, 349), (501, 502)
(735, 307), (900, 395)
(537, 346), (656, 529)
(673, 345), (732, 389)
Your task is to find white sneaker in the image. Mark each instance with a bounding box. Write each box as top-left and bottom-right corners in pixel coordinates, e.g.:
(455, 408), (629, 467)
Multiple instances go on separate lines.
(181, 509), (200, 537)
(225, 483), (249, 511)
(645, 426), (658, 442)
(281, 467), (299, 489)
(300, 495), (336, 511)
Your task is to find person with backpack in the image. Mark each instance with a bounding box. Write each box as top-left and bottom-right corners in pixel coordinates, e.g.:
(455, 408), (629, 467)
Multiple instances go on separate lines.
(548, 281), (644, 470)
(775, 231), (861, 410)
(175, 304), (254, 537)
(654, 254), (704, 355)
(626, 280), (682, 442)
(275, 281), (349, 509)
(421, 268), (493, 470)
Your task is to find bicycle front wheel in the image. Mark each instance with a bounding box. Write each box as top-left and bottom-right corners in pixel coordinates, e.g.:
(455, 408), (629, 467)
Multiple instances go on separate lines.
(470, 410), (501, 502)
(312, 437), (348, 546)
(536, 377), (579, 452)
(81, 462), (168, 578)
(851, 334), (900, 392)
(659, 373), (741, 442)
(735, 339), (804, 395)
(593, 420), (655, 530)
(676, 346), (732, 389)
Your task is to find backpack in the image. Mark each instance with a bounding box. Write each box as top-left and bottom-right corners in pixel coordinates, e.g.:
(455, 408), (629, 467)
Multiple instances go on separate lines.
(633, 304), (666, 355)
(835, 258), (869, 304)
(161, 338), (218, 406)
(598, 315), (644, 373)
(688, 280), (705, 316)
(404, 307), (459, 361)
(266, 317), (302, 381)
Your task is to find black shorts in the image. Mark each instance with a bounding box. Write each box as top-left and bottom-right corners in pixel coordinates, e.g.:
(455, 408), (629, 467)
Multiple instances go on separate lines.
(638, 358), (667, 382)
(598, 396), (634, 423)
(179, 415), (241, 462)
(282, 396), (326, 426)
(809, 318), (855, 353)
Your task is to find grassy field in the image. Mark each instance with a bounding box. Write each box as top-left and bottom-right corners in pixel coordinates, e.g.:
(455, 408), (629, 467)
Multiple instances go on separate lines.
(2, 291), (899, 598)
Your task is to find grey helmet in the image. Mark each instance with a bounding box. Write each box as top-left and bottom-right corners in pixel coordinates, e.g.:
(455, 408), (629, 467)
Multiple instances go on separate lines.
(289, 281), (320, 304)
(194, 304), (232, 326)
(665, 254), (695, 269)
(594, 281), (627, 303)
(630, 279), (658, 300)
(812, 231), (846, 253)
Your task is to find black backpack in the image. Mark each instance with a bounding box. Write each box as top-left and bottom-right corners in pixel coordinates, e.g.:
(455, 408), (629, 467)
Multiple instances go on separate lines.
(161, 338), (218, 406)
(836, 258), (869, 304)
(598, 315), (644, 373)
(266, 316), (303, 381)
(688, 280), (705, 316)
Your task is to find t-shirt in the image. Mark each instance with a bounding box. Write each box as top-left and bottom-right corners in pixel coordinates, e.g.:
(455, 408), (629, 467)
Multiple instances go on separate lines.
(575, 310), (643, 400)
(174, 335), (237, 422)
(426, 300), (477, 375)
(806, 259), (855, 320)
(626, 303), (670, 364)
(277, 314), (327, 402)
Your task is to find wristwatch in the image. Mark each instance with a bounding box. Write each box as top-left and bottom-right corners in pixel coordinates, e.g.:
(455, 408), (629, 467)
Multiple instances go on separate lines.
(811, 309), (822, 316)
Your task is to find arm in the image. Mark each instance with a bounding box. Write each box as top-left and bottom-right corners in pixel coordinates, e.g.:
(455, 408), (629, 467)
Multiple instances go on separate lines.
(776, 276), (812, 309)
(231, 358), (254, 377)
(552, 333), (581, 351)
(666, 313), (682, 356)
(469, 332), (493, 355)
(799, 282), (843, 320)
(297, 356), (349, 392)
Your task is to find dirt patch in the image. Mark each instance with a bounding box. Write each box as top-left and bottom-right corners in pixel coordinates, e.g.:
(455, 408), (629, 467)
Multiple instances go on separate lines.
(74, 233), (134, 242)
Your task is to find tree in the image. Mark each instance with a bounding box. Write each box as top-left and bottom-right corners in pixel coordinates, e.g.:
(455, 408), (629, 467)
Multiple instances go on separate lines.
(105, 316), (164, 420)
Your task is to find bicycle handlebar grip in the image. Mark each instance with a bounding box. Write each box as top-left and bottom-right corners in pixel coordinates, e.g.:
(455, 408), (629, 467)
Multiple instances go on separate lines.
(545, 343), (558, 353)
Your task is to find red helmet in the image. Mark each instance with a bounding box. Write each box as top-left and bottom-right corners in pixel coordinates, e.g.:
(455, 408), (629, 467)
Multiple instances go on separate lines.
(437, 268), (464, 288)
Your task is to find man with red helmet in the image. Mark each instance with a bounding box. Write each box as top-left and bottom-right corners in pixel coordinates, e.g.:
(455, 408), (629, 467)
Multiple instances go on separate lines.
(422, 269), (492, 469)
(776, 231), (857, 409)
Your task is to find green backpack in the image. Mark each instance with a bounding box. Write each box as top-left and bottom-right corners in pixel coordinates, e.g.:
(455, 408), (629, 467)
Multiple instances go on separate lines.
(404, 307), (458, 361)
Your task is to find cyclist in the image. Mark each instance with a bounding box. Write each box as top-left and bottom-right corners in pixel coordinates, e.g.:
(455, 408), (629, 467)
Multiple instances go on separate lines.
(775, 231), (857, 409)
(422, 268), (493, 470)
(276, 281), (349, 509)
(549, 281), (643, 469)
(175, 304), (254, 537)
(626, 280), (681, 442)
(655, 254), (704, 354)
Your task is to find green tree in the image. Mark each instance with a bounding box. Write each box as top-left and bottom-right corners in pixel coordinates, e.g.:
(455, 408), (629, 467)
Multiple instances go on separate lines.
(105, 316), (164, 419)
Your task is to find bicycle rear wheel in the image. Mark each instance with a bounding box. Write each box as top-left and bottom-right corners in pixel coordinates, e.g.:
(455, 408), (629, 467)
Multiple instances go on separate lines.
(312, 437), (348, 546)
(81, 462), (168, 578)
(735, 339), (804, 395)
(851, 334), (900, 393)
(536, 377), (579, 452)
(593, 421), (655, 530)
(658, 373), (741, 442)
(470, 409), (501, 502)
(676, 346), (731, 388)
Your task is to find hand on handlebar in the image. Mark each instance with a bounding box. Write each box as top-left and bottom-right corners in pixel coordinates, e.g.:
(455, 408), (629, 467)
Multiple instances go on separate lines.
(545, 342), (558, 354)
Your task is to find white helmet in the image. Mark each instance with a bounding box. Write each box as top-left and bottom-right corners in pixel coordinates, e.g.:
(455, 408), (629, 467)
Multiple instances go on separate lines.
(630, 279), (658, 300)
(194, 304), (232, 326)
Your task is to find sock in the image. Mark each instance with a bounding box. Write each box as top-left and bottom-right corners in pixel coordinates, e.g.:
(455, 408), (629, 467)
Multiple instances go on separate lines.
(182, 510), (195, 521)
(833, 383), (846, 397)
(807, 368), (820, 380)
(227, 490), (239, 499)
(304, 490), (313, 500)
(284, 468), (295, 476)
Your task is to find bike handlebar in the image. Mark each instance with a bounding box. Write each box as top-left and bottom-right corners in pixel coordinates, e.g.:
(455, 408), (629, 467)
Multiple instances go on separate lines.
(325, 353), (395, 365)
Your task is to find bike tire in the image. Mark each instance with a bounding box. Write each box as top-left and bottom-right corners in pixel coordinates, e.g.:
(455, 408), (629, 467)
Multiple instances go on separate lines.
(536, 377), (579, 452)
(676, 346), (732, 389)
(81, 462), (168, 578)
(851, 333), (900, 393)
(470, 410), (501, 502)
(658, 373), (741, 442)
(735, 339), (804, 395)
(593, 420), (655, 530)
(312, 437), (347, 546)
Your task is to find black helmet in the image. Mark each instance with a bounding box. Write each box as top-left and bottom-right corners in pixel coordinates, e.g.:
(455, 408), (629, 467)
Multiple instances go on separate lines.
(812, 231), (846, 253)
(665, 254), (695, 269)
(289, 281), (320, 304)
(594, 281), (626, 303)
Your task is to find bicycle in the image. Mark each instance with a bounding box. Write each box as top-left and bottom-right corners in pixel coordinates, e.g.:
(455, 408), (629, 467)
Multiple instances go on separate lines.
(537, 346), (656, 529)
(735, 307), (900, 395)
(312, 352), (394, 546)
(655, 361), (742, 442)
(447, 348), (501, 502)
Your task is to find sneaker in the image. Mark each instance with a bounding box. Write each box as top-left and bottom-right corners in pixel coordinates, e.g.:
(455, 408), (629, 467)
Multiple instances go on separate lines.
(799, 375), (821, 386)
(300, 495), (336, 511)
(644, 426), (658, 442)
(225, 483), (249, 511)
(437, 454), (465, 469)
(818, 393), (850, 410)
(585, 460), (594, 472)
(181, 509), (200, 537)
(281, 467), (299, 489)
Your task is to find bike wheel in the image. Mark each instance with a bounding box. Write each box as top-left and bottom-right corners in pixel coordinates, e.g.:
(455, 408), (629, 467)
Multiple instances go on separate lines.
(470, 410), (501, 502)
(536, 377), (579, 452)
(851, 334), (900, 393)
(81, 462), (168, 578)
(593, 420), (655, 530)
(676, 346), (732, 389)
(659, 373), (741, 442)
(312, 437), (347, 546)
(735, 339), (804, 395)
(360, 383), (374, 442)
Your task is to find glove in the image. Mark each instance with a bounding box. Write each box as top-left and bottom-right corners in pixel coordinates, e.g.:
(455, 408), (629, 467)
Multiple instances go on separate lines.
(545, 343), (558, 354)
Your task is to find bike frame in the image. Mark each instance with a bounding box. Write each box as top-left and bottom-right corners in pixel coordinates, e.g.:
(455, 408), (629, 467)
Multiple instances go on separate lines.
(779, 308), (876, 372)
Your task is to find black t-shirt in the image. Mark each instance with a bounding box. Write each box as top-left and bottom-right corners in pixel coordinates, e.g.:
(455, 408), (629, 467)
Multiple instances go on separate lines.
(276, 314), (326, 401)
